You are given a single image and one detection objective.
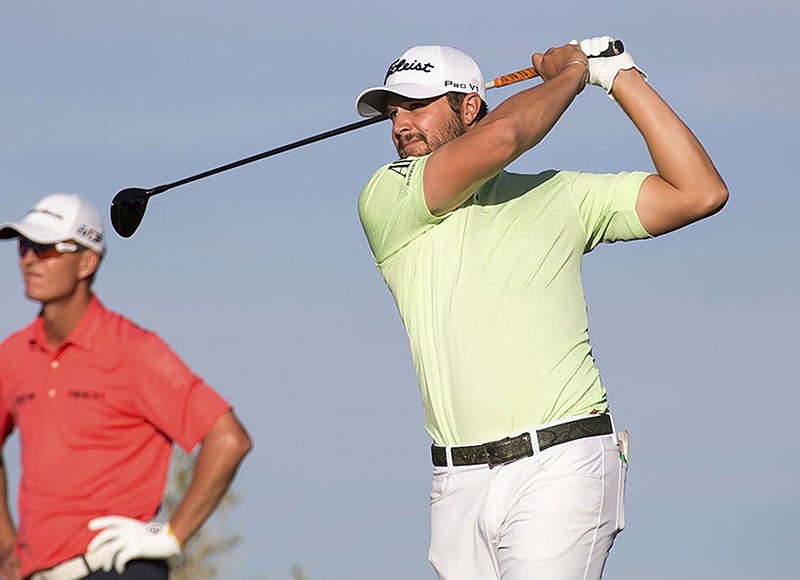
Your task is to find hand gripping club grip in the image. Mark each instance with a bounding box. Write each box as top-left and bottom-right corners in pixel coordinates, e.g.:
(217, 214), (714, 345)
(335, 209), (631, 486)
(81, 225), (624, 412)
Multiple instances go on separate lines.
(485, 40), (624, 89)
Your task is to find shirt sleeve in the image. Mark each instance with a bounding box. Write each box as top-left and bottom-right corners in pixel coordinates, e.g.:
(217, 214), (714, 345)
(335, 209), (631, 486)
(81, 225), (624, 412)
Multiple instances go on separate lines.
(0, 394), (14, 445)
(358, 155), (447, 265)
(0, 345), (16, 444)
(132, 332), (232, 452)
(563, 170), (653, 251)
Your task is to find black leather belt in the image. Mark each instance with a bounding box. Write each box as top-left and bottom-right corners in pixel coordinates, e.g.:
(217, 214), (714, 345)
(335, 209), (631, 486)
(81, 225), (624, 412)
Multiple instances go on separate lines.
(431, 414), (613, 468)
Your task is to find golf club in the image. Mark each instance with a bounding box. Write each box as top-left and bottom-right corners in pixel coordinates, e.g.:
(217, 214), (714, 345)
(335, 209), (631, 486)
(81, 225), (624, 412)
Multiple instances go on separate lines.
(110, 115), (387, 238)
(111, 40), (623, 238)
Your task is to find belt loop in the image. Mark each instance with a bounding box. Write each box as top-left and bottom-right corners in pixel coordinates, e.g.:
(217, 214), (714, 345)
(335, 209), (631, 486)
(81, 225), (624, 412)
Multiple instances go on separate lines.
(608, 413), (618, 436)
(81, 553), (92, 576)
(529, 428), (541, 455)
(445, 445), (455, 476)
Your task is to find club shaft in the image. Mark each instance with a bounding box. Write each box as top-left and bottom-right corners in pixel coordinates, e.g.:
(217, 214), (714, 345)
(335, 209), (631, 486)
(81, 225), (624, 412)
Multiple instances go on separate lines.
(150, 114), (388, 196)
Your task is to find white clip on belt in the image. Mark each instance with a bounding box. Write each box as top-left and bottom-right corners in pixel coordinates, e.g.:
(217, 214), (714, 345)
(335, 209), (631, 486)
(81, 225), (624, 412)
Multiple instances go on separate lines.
(29, 551), (106, 580)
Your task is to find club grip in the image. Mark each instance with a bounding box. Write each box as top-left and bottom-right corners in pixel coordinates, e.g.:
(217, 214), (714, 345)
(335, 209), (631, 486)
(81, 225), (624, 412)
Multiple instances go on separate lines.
(487, 68), (540, 89)
(486, 39), (625, 89)
(599, 39), (624, 57)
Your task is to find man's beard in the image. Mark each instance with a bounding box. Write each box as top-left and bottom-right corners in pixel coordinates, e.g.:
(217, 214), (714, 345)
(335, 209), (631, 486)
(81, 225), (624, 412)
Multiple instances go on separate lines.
(397, 113), (466, 159)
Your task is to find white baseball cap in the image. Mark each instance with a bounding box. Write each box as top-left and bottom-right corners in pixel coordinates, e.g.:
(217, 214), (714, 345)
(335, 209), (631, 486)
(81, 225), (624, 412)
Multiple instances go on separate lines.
(0, 193), (106, 254)
(355, 45), (486, 118)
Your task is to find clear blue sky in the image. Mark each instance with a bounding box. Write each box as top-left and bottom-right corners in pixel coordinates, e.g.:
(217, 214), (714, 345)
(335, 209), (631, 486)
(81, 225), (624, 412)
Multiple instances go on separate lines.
(2, 1), (798, 578)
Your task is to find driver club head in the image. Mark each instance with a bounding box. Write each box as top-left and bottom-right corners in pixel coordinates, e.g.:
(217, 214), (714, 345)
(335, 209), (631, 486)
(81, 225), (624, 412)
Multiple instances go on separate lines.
(110, 187), (151, 238)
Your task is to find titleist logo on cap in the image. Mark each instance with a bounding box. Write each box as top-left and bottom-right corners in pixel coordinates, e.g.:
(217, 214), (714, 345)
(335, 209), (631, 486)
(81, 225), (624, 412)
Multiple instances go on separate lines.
(384, 58), (435, 82)
(28, 207), (65, 221)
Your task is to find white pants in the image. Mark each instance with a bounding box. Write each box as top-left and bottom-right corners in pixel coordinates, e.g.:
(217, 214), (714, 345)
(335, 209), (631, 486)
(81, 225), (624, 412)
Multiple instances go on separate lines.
(428, 429), (628, 580)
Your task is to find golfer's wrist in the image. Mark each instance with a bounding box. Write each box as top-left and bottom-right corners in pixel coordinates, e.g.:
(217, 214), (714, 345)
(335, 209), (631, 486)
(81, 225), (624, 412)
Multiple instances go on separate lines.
(557, 61), (590, 94)
(165, 523), (183, 550)
(604, 67), (642, 102)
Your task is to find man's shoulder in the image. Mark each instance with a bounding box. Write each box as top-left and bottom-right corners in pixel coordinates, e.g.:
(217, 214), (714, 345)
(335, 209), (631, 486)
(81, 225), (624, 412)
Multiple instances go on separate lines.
(359, 156), (430, 226)
(92, 299), (167, 351)
(0, 319), (38, 355)
(362, 156), (428, 190)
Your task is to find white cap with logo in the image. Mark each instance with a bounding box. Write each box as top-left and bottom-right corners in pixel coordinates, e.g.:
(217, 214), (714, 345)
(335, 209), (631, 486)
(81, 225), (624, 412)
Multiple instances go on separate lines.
(355, 45), (486, 118)
(0, 193), (106, 254)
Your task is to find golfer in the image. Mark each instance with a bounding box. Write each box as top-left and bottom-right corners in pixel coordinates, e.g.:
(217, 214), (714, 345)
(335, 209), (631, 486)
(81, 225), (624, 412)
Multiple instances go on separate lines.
(355, 37), (727, 579)
(0, 193), (252, 580)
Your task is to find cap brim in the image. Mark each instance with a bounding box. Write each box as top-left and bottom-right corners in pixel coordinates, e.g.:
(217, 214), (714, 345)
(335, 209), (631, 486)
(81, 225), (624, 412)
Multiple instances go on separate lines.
(355, 83), (450, 117)
(0, 222), (73, 244)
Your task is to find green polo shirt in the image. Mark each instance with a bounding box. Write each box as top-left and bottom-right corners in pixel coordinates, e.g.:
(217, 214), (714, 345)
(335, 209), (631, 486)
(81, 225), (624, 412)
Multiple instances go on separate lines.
(359, 155), (651, 446)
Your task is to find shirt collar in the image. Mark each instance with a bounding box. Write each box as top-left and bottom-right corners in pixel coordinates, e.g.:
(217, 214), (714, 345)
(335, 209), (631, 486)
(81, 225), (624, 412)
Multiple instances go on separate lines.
(28, 294), (105, 352)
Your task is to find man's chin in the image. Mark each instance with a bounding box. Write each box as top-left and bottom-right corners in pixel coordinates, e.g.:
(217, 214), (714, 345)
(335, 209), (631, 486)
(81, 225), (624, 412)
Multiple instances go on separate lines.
(399, 143), (430, 159)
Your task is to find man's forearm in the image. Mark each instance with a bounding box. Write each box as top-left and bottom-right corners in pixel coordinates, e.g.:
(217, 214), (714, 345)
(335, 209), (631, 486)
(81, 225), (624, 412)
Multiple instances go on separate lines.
(612, 68), (728, 234)
(486, 63), (586, 154)
(424, 48), (588, 216)
(0, 462), (20, 580)
(167, 413), (252, 544)
(0, 463), (17, 547)
(613, 69), (724, 194)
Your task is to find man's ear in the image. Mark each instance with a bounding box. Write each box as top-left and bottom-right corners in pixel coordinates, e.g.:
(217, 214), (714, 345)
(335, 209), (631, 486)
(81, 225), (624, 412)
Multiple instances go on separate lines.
(78, 250), (101, 281)
(462, 93), (483, 127)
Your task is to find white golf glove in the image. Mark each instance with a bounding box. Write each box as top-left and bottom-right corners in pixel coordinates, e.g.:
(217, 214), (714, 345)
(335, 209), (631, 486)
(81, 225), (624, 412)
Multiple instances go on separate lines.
(571, 36), (647, 97)
(87, 516), (182, 574)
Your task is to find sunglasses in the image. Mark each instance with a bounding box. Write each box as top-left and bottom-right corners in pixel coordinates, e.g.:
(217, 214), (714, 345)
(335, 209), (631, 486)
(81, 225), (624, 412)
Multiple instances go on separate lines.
(18, 238), (82, 260)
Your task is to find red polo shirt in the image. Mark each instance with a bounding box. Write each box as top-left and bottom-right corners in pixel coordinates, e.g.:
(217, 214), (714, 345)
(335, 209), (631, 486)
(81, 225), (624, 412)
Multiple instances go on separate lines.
(0, 295), (232, 577)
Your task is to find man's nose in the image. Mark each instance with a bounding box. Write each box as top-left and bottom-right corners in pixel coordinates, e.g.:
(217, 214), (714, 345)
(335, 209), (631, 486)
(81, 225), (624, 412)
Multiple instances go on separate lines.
(20, 247), (39, 262)
(391, 111), (412, 135)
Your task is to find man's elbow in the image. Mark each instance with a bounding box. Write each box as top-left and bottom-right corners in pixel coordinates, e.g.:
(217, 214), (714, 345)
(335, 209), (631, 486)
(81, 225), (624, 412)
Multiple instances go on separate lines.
(481, 116), (527, 157)
(700, 180), (729, 218)
(227, 428), (253, 463)
(211, 415), (254, 463)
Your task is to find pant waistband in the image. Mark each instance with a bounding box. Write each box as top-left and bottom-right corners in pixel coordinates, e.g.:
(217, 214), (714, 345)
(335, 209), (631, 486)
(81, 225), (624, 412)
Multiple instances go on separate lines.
(431, 414), (614, 469)
(29, 551), (105, 580)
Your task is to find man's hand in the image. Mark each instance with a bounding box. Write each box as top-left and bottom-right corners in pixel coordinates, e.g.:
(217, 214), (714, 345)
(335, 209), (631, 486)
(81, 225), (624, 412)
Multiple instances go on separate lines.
(87, 516), (181, 574)
(0, 542), (20, 580)
(572, 36), (647, 97)
(531, 42), (589, 87)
